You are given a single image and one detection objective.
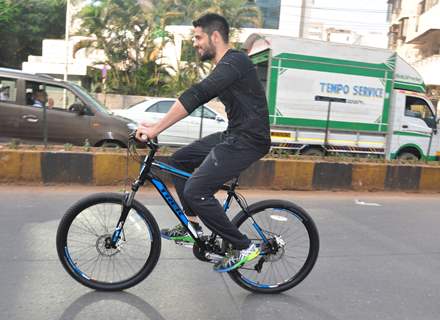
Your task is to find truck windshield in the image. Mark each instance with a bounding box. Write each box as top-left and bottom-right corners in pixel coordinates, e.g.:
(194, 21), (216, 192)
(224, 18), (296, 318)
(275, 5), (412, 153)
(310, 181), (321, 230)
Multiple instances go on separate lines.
(71, 83), (111, 115)
(405, 96), (436, 129)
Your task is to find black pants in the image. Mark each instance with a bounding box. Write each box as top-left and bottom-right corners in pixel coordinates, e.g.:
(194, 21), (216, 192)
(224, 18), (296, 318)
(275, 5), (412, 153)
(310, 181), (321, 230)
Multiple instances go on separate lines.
(170, 132), (266, 250)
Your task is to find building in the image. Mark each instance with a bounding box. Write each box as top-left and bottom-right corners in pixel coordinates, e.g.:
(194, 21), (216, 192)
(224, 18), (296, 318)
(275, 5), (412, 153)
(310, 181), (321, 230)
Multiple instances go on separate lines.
(388, 0), (440, 109)
(325, 28), (362, 44)
(21, 1), (104, 84)
(322, 28), (388, 48)
(21, 37), (105, 84)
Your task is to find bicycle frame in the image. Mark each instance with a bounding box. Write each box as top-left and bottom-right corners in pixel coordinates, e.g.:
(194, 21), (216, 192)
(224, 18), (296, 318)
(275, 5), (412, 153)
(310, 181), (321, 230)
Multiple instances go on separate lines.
(112, 141), (267, 249)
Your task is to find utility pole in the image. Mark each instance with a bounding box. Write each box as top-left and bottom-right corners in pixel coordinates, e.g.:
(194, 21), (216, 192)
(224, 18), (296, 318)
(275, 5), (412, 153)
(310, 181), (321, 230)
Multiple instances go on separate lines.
(64, 0), (71, 82)
(299, 0), (307, 38)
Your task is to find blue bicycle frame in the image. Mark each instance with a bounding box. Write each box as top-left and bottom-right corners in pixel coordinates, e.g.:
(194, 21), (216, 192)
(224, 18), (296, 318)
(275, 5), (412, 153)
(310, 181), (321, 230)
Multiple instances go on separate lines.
(112, 140), (268, 248)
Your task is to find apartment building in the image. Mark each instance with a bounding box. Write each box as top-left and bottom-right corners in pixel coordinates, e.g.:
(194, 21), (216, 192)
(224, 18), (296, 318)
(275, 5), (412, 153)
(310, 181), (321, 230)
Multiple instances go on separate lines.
(388, 0), (440, 109)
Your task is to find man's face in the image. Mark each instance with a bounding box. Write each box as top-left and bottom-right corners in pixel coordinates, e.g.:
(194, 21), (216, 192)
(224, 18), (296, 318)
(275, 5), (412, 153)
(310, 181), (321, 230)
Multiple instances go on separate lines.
(35, 92), (48, 103)
(193, 26), (216, 61)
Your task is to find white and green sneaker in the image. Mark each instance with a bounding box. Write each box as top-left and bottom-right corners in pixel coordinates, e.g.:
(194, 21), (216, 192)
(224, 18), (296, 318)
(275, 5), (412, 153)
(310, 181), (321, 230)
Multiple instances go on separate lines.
(160, 223), (201, 244)
(213, 243), (260, 273)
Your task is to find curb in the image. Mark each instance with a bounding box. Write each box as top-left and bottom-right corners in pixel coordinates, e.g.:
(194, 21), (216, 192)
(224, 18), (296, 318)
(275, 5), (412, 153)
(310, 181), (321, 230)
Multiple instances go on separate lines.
(1, 150), (439, 192)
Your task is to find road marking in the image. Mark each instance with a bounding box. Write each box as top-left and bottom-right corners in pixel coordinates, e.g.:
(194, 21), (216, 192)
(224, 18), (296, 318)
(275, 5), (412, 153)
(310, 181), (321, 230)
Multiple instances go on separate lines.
(355, 199), (381, 206)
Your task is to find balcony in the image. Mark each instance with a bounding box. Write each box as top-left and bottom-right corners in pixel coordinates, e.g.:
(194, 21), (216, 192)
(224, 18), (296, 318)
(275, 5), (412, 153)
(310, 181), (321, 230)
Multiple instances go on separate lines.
(406, 5), (440, 44)
(413, 55), (440, 85)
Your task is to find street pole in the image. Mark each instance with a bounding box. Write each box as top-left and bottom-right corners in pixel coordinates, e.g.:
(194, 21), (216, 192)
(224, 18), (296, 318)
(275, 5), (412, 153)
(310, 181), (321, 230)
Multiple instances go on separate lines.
(62, 0), (71, 112)
(198, 106), (205, 140)
(299, 0), (307, 38)
(64, 0), (70, 82)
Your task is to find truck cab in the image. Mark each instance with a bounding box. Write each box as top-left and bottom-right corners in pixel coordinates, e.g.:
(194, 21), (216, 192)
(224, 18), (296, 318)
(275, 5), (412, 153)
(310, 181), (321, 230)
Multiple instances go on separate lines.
(390, 90), (439, 160)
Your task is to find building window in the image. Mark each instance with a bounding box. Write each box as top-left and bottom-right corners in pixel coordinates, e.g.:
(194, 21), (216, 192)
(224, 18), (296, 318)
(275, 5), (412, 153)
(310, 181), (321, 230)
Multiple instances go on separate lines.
(398, 17), (408, 40)
(392, 0), (402, 15)
(420, 0), (439, 14)
(388, 24), (399, 49)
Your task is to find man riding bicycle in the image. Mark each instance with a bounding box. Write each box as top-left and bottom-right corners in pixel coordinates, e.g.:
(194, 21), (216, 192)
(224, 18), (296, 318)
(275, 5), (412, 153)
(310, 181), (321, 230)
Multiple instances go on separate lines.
(136, 13), (271, 272)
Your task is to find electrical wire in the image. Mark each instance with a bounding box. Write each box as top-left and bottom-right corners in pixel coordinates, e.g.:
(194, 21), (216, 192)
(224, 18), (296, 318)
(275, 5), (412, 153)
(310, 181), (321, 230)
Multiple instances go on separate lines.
(281, 4), (389, 14)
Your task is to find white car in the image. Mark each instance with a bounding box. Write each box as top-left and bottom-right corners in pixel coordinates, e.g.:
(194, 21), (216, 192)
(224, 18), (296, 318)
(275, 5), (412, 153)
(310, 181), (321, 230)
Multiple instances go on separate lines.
(113, 98), (228, 145)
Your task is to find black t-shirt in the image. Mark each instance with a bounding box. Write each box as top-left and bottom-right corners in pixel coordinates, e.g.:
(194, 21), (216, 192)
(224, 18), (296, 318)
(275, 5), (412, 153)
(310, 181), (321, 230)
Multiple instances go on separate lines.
(179, 49), (271, 153)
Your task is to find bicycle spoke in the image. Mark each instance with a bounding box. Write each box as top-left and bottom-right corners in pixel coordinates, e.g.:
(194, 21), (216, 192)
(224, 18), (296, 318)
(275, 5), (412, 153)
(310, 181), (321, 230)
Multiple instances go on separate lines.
(65, 201), (153, 284)
(235, 206), (314, 289)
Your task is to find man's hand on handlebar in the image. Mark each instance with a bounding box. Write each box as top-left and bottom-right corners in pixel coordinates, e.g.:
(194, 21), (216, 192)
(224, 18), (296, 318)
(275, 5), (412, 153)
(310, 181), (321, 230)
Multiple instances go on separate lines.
(135, 121), (158, 142)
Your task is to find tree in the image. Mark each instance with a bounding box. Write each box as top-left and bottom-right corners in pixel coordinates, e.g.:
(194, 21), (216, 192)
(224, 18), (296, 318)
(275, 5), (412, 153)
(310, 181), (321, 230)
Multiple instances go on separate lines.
(75, 0), (182, 95)
(171, 0), (262, 29)
(75, 0), (262, 96)
(0, 0), (67, 69)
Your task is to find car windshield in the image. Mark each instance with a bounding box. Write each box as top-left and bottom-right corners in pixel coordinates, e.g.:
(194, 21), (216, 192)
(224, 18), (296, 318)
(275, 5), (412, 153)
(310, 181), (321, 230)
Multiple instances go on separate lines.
(127, 100), (151, 110)
(71, 83), (111, 115)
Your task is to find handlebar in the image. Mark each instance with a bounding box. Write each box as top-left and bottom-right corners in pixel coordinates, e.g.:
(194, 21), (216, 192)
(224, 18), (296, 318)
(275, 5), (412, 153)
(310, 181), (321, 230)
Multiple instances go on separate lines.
(129, 130), (159, 151)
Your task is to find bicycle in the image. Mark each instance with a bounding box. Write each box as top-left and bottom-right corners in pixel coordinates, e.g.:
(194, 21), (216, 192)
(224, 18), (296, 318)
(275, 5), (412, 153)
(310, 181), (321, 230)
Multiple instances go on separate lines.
(56, 135), (319, 294)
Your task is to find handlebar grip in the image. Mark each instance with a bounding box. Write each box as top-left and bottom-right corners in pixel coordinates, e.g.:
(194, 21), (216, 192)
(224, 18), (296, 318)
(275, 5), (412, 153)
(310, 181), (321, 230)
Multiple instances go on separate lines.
(129, 130), (158, 148)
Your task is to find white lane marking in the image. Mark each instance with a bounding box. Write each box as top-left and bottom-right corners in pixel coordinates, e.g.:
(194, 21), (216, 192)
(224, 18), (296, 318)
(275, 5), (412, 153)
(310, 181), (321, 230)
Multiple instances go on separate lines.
(355, 199), (382, 207)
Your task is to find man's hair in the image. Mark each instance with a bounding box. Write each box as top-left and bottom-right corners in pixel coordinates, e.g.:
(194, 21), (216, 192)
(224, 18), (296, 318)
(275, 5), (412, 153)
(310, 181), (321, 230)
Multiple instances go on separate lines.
(193, 13), (229, 43)
(33, 89), (47, 97)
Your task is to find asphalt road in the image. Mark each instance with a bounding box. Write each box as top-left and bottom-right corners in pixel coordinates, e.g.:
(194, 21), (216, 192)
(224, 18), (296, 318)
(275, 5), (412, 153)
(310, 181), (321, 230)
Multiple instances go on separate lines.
(1, 186), (439, 320)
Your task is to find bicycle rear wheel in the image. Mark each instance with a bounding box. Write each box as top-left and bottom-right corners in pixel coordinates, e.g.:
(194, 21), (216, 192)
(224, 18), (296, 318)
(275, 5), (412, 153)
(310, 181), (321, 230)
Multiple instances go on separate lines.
(228, 200), (319, 293)
(56, 193), (161, 291)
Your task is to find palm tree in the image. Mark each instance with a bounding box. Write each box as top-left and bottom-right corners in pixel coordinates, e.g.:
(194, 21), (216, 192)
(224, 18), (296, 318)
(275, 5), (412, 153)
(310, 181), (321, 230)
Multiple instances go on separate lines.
(74, 0), (178, 95)
(173, 0), (262, 29)
(73, 0), (262, 96)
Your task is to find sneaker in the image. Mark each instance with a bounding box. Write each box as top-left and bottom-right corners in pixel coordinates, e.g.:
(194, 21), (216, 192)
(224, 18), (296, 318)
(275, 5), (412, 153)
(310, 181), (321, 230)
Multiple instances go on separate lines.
(213, 243), (260, 273)
(160, 223), (202, 244)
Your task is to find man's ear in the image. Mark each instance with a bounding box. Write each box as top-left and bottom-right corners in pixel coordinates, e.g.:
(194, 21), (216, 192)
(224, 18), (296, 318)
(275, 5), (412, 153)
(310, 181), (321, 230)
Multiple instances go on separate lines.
(211, 30), (223, 44)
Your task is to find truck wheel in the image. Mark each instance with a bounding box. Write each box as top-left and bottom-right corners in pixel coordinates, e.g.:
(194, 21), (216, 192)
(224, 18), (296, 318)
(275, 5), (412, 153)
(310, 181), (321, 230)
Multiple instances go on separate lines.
(397, 152), (419, 161)
(301, 147), (324, 157)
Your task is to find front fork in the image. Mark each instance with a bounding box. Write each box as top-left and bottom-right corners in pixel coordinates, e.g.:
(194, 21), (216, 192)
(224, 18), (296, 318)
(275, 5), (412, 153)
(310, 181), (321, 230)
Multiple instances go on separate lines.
(111, 191), (136, 246)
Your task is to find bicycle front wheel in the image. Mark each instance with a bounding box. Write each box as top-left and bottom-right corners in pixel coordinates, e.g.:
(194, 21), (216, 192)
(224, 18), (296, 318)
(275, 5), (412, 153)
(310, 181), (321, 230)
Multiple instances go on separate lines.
(56, 193), (161, 291)
(228, 200), (319, 293)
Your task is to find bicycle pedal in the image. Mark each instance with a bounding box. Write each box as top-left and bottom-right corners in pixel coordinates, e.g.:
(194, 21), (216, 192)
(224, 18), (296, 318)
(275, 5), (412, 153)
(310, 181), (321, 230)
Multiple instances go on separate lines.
(204, 253), (224, 263)
(174, 241), (194, 248)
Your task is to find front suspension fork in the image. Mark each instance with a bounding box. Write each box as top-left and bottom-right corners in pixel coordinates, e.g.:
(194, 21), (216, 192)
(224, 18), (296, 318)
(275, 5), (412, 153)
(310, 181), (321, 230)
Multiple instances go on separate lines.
(111, 191), (136, 246)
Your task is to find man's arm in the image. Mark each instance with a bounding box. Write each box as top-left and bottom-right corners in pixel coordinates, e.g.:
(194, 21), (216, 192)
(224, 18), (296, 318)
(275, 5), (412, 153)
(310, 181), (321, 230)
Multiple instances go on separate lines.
(136, 99), (188, 140)
(179, 52), (246, 114)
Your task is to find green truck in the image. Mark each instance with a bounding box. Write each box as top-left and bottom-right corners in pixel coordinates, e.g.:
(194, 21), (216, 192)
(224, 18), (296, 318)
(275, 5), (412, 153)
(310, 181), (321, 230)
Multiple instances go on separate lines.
(243, 34), (439, 160)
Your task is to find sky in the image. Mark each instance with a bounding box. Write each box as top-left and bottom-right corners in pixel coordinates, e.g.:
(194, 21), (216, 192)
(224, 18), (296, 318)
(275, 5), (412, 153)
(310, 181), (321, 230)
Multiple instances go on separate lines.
(307, 0), (389, 34)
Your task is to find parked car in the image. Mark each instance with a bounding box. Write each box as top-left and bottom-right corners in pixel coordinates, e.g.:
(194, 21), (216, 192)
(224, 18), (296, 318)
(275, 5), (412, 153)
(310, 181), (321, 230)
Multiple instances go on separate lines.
(113, 98), (228, 145)
(0, 68), (136, 147)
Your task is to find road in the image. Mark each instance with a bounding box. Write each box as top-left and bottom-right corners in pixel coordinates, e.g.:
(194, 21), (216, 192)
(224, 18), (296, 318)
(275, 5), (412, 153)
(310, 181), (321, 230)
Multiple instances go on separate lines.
(1, 186), (439, 320)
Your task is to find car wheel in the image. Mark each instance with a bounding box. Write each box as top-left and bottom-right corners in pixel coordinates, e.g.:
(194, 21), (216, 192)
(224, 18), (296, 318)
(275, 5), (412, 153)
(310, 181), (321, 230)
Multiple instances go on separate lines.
(98, 141), (126, 148)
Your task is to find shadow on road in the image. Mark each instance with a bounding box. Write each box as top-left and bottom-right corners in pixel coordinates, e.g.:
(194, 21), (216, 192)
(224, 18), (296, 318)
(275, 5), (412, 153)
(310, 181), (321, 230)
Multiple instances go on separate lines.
(59, 291), (166, 320)
(240, 292), (339, 320)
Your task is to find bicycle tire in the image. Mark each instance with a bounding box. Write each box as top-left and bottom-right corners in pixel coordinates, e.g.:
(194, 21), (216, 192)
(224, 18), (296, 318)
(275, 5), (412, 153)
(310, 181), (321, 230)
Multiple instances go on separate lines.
(228, 199), (319, 294)
(56, 193), (161, 291)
